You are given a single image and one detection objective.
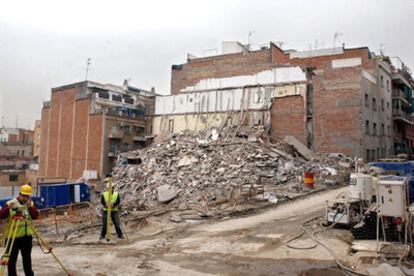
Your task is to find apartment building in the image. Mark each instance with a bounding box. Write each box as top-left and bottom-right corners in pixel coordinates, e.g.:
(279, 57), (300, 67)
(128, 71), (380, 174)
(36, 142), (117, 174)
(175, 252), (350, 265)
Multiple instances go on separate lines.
(38, 80), (156, 181)
(391, 58), (414, 154)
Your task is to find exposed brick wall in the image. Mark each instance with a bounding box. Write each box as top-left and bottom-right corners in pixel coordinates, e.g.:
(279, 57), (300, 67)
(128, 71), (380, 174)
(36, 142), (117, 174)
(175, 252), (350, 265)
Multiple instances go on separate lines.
(38, 107), (50, 177)
(39, 87), (104, 181)
(47, 91), (62, 177)
(170, 46), (373, 96)
(171, 49), (272, 94)
(86, 114), (103, 174)
(57, 88), (75, 178)
(270, 96), (306, 145)
(71, 99), (89, 179)
(311, 65), (363, 156)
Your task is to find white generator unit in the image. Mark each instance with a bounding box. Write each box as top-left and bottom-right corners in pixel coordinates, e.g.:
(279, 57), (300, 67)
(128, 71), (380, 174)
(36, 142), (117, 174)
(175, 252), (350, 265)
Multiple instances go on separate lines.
(377, 176), (407, 218)
(326, 173), (373, 226)
(350, 173), (373, 202)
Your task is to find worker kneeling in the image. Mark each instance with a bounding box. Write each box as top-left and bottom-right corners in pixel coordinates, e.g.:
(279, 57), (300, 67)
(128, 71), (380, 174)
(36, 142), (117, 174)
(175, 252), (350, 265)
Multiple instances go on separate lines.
(0, 184), (39, 276)
(100, 181), (124, 240)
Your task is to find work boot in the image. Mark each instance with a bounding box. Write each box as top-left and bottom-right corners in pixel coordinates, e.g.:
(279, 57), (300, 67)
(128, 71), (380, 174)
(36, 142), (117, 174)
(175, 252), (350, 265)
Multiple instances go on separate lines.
(99, 236), (104, 240)
(118, 235), (125, 239)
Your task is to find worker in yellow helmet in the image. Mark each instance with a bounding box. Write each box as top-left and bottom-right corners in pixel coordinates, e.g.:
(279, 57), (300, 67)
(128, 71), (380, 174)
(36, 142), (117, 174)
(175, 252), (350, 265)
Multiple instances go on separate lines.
(99, 179), (124, 239)
(0, 184), (39, 276)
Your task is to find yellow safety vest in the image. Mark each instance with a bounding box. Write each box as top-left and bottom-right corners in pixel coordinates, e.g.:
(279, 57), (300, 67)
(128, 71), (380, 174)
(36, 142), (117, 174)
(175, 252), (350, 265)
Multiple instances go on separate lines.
(6, 198), (33, 238)
(103, 191), (119, 211)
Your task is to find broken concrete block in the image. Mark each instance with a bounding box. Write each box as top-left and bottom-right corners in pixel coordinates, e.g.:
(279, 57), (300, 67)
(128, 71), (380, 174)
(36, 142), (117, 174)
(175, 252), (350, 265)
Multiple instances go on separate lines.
(157, 184), (178, 203)
(216, 167), (226, 173)
(283, 136), (313, 160)
(211, 129), (219, 141)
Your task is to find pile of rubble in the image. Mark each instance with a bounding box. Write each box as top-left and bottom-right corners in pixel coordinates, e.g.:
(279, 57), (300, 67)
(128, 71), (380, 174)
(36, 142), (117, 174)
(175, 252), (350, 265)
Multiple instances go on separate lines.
(108, 127), (352, 212)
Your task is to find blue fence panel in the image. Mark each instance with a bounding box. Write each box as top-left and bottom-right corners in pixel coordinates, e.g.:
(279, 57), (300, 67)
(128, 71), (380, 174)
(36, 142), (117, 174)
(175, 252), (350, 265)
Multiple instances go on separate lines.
(370, 161), (414, 203)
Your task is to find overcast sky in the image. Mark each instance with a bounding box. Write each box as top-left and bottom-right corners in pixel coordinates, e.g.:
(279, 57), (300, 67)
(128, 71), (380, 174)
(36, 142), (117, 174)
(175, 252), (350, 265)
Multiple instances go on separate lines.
(0, 0), (413, 129)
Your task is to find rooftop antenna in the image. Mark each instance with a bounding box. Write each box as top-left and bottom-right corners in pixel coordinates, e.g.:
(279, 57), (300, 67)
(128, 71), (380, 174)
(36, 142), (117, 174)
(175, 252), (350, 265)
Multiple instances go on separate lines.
(85, 57), (91, 80)
(333, 32), (343, 53)
(15, 115), (18, 128)
(314, 39), (319, 49)
(248, 30), (255, 50)
(1, 116), (4, 128)
(274, 41), (285, 49)
(380, 43), (385, 56)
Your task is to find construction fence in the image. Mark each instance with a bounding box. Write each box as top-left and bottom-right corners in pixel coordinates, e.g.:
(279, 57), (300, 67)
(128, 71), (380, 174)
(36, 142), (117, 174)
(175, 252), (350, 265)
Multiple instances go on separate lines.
(32, 202), (93, 234)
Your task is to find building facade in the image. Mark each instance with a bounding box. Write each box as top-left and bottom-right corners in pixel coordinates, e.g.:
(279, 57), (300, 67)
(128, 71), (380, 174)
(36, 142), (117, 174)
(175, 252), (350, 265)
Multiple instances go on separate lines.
(167, 41), (405, 160)
(390, 58), (414, 155)
(38, 80), (156, 181)
(154, 66), (307, 135)
(33, 120), (41, 160)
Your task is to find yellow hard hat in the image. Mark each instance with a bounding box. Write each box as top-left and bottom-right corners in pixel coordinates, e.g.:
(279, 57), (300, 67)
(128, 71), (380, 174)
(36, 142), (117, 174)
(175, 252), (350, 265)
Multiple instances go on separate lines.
(20, 184), (32, 196)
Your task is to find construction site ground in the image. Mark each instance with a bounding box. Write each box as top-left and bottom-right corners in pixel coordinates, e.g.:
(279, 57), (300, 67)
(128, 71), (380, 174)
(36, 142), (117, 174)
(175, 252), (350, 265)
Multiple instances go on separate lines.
(24, 186), (376, 275)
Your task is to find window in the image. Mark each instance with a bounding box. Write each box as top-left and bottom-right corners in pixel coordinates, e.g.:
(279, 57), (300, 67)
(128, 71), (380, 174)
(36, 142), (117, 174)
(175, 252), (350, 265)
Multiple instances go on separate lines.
(168, 119), (174, 132)
(98, 91), (110, 99)
(382, 124), (385, 135)
(386, 80), (390, 91)
(366, 149), (370, 162)
(388, 125), (391, 137)
(372, 97), (377, 111)
(381, 75), (384, 87)
(365, 94), (369, 107)
(254, 90), (263, 103)
(122, 125), (130, 135)
(9, 175), (18, 182)
(135, 126), (145, 136)
(373, 123), (377, 136)
(123, 143), (129, 151)
(381, 99), (384, 111)
(365, 121), (370, 135)
(110, 140), (119, 153)
(124, 97), (134, 104)
(21, 150), (24, 156)
(387, 102), (390, 110)
(112, 94), (122, 102)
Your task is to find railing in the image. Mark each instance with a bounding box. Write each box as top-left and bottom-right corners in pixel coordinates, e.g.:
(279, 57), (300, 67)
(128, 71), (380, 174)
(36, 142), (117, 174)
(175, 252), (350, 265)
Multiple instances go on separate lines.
(393, 109), (414, 124)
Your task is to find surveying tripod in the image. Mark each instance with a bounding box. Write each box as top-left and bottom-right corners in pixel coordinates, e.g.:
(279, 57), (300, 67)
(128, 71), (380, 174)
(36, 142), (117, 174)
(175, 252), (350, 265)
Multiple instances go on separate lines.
(0, 212), (73, 276)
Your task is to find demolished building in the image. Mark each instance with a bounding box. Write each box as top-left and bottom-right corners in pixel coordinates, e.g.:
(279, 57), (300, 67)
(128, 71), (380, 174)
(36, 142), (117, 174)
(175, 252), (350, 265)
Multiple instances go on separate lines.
(153, 66), (307, 135)
(165, 41), (411, 161)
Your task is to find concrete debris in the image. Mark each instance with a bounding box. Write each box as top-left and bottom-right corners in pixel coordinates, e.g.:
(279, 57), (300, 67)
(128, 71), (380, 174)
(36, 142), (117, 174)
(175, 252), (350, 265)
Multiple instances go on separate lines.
(107, 127), (352, 213)
(283, 136), (313, 160)
(157, 184), (179, 203)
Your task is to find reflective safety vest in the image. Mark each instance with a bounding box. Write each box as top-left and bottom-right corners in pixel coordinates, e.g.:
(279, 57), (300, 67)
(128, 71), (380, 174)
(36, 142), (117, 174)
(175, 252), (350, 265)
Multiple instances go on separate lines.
(6, 198), (33, 238)
(103, 191), (119, 211)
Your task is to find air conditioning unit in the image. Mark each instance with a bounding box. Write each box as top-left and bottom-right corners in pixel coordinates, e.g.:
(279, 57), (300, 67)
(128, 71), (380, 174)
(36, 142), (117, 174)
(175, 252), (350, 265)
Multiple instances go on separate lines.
(120, 122), (126, 127)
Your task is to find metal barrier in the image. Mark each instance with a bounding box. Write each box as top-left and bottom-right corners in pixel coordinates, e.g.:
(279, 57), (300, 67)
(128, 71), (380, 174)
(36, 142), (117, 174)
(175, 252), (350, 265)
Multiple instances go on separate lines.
(33, 202), (93, 234)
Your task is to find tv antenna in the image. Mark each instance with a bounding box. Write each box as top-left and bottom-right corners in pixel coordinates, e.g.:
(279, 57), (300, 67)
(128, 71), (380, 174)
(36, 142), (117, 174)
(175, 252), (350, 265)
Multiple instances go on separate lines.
(85, 58), (91, 80)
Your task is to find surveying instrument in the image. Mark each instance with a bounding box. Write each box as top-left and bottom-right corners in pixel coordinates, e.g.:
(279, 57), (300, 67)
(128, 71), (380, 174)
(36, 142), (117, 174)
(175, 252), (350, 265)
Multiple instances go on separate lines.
(0, 206), (73, 276)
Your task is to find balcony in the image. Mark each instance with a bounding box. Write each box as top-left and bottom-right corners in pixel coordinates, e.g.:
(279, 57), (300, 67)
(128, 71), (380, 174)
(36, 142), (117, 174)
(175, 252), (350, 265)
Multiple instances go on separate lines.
(392, 89), (410, 106)
(393, 108), (414, 125)
(133, 136), (146, 142)
(108, 129), (123, 139)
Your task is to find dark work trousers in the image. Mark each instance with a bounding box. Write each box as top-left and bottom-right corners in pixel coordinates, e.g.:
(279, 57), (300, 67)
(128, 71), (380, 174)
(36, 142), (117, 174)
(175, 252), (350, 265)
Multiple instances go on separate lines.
(100, 211), (123, 238)
(5, 235), (34, 276)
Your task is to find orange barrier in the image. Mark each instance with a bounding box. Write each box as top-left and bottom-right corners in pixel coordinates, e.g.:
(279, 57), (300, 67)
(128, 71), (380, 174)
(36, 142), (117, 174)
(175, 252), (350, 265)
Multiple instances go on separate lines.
(33, 202), (92, 234)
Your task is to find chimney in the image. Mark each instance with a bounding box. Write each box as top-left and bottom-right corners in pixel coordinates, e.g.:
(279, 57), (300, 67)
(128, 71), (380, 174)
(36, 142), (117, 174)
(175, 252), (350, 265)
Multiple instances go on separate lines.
(151, 87), (155, 93)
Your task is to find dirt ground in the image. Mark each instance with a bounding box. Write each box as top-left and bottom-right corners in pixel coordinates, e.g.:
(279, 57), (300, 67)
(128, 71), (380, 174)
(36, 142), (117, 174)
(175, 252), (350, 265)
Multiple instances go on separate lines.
(16, 186), (365, 275)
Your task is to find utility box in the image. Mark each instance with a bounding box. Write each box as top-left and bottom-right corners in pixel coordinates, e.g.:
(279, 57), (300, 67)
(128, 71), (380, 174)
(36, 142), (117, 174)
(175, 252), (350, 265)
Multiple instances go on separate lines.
(350, 173), (373, 202)
(377, 176), (407, 217)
